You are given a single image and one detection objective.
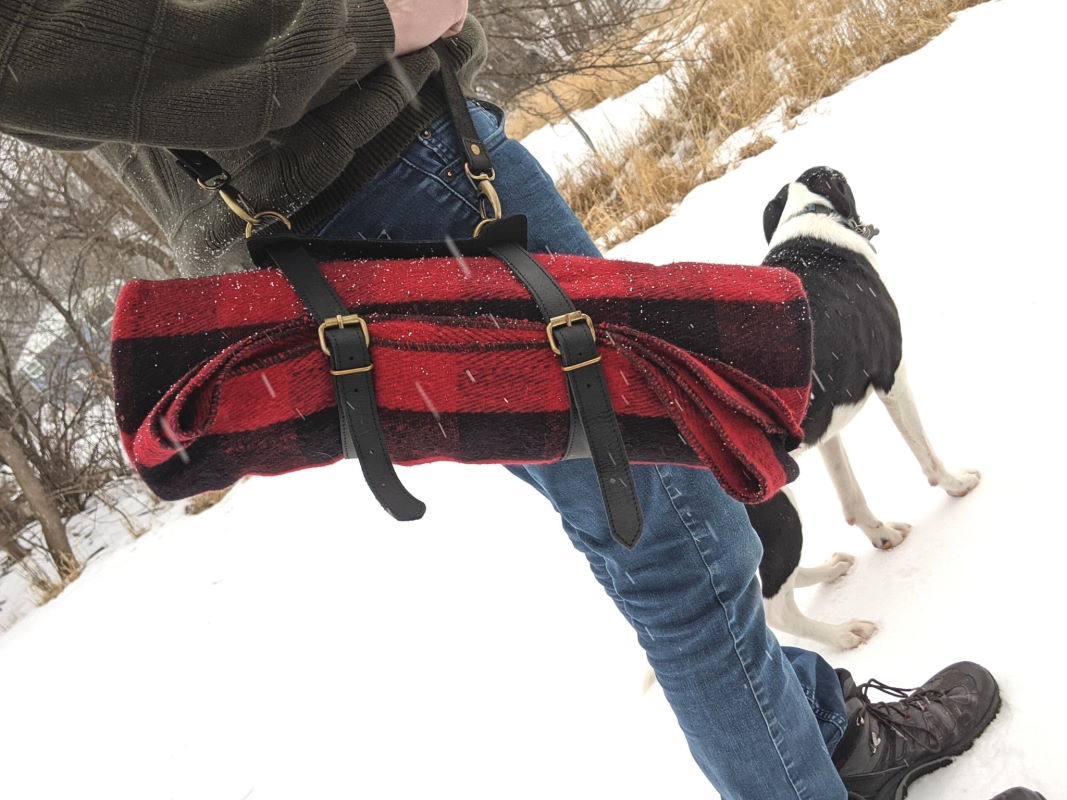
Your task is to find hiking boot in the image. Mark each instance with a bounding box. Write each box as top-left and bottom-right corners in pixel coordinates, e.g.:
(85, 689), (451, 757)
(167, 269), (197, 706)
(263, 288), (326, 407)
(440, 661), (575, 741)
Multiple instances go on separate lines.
(833, 661), (1001, 800)
(849, 792), (1045, 800)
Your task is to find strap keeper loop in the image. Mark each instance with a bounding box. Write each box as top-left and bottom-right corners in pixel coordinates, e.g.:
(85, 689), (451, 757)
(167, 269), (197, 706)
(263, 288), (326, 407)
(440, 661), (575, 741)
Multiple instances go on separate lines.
(561, 356), (603, 372)
(330, 364), (374, 376)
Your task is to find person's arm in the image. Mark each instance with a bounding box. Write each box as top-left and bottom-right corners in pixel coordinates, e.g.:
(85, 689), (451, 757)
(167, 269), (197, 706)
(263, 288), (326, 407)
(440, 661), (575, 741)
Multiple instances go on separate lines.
(0, 0), (465, 151)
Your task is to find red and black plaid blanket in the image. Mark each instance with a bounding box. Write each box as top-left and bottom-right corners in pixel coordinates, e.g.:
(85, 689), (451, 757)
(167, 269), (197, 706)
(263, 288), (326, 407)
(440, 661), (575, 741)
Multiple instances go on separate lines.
(111, 252), (812, 504)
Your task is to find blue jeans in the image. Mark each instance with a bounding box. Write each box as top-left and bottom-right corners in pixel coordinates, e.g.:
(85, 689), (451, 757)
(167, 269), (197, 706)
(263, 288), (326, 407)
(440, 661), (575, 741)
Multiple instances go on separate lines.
(317, 100), (849, 800)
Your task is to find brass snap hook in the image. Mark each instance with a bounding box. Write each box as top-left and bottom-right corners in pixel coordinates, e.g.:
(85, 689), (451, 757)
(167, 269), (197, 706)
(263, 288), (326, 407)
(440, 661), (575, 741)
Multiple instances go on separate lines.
(215, 186), (258, 225)
(466, 164), (502, 238)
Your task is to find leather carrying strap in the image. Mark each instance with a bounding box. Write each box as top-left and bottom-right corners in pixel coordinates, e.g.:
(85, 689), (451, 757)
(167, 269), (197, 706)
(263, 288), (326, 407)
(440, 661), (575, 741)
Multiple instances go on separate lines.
(167, 47), (644, 547)
(260, 239), (425, 521)
(169, 148), (230, 188)
(251, 226), (644, 546)
(431, 40), (494, 178)
(246, 214), (532, 266)
(488, 241), (643, 548)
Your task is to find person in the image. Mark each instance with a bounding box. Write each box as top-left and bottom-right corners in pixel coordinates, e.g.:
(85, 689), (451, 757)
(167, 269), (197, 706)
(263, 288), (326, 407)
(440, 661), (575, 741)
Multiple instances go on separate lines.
(0, 2), (1045, 798)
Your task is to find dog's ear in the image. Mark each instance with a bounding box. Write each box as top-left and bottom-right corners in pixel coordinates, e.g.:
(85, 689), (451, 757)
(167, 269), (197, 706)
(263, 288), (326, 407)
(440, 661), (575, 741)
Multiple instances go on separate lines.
(798, 166), (858, 222)
(763, 184), (789, 243)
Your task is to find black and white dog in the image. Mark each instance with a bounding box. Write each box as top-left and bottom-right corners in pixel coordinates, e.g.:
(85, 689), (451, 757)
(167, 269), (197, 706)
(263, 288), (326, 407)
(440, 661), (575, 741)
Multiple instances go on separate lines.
(752, 166), (980, 649)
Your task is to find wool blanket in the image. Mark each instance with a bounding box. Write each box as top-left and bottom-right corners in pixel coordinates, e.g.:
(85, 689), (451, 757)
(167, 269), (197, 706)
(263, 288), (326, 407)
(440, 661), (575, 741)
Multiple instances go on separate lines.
(111, 251), (812, 504)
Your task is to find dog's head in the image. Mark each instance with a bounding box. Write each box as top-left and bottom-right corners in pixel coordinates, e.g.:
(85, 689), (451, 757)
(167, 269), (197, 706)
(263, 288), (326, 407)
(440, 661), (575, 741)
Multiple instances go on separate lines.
(762, 166), (878, 245)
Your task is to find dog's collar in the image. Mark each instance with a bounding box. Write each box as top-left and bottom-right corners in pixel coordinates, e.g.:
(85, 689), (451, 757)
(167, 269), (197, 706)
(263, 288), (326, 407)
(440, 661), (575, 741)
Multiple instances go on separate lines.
(791, 203), (880, 241)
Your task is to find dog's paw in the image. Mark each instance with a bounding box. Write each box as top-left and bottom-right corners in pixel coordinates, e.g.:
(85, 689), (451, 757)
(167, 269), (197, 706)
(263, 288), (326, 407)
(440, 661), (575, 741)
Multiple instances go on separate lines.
(832, 619), (878, 649)
(796, 552), (856, 587)
(865, 521), (911, 550)
(825, 552), (855, 580)
(939, 468), (981, 497)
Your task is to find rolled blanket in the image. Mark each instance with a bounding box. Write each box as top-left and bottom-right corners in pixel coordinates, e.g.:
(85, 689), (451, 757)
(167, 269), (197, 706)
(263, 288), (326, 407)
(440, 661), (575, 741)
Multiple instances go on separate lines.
(111, 251), (812, 504)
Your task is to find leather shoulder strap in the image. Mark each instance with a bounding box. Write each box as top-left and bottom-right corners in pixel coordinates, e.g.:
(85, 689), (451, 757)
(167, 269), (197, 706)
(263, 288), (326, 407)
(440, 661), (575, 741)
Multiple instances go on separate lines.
(431, 40), (494, 178)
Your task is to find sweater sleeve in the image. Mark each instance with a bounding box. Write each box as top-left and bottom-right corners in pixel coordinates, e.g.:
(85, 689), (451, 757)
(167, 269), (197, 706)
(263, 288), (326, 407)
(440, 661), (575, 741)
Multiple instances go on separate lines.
(0, 0), (398, 150)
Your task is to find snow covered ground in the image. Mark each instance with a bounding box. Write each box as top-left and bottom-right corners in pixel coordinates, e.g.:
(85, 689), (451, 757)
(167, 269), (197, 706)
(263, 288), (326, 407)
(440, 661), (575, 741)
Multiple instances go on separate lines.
(1, 0), (1063, 797)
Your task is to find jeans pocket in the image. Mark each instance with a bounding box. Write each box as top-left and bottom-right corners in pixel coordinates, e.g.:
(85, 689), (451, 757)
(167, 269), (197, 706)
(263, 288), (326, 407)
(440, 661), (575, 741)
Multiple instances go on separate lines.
(467, 99), (508, 151)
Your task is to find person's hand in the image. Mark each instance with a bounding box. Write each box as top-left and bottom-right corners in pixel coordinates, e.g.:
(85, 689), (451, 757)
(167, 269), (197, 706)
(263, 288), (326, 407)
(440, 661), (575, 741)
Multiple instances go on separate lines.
(385, 0), (468, 56)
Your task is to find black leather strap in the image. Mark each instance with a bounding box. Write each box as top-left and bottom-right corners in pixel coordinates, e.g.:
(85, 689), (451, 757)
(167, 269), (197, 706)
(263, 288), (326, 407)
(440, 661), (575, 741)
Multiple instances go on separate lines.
(489, 241), (643, 548)
(261, 240), (425, 521)
(431, 40), (494, 178)
(169, 49), (644, 547)
(245, 214), (531, 268)
(168, 148), (230, 188)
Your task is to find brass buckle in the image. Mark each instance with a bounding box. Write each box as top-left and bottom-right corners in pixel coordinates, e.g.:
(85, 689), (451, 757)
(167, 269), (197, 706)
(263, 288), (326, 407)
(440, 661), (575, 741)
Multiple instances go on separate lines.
(466, 164), (502, 238)
(318, 314), (371, 357)
(546, 311), (598, 360)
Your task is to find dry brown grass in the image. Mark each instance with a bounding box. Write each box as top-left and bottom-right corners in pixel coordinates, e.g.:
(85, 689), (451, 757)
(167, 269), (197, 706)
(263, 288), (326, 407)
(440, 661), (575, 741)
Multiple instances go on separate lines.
(524, 0), (989, 248)
(505, 2), (713, 141)
(20, 554), (83, 605)
(184, 487), (233, 516)
(506, 62), (669, 142)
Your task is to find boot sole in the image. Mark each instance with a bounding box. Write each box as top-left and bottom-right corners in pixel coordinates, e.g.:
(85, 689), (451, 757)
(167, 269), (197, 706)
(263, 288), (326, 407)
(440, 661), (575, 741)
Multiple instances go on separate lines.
(874, 691), (1003, 800)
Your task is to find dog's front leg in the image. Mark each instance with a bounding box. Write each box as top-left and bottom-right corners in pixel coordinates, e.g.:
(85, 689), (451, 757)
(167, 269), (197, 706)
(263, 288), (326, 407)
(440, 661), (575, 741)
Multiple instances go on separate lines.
(819, 434), (912, 549)
(764, 570), (878, 650)
(877, 363), (981, 497)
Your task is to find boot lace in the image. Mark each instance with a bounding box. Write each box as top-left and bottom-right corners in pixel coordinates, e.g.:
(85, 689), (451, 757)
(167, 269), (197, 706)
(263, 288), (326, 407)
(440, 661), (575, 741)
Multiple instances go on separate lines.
(856, 678), (947, 754)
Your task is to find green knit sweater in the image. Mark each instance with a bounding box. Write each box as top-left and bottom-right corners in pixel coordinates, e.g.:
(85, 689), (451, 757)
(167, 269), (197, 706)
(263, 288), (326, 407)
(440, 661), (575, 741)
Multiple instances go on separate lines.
(0, 0), (487, 275)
